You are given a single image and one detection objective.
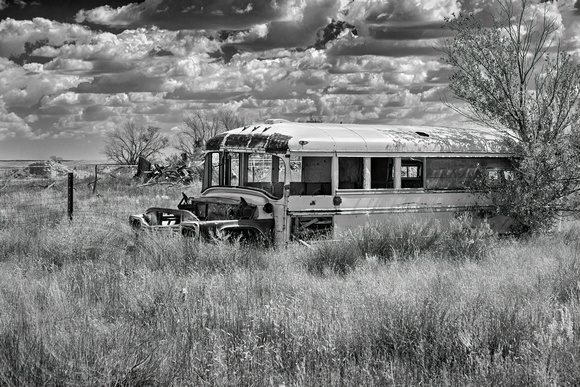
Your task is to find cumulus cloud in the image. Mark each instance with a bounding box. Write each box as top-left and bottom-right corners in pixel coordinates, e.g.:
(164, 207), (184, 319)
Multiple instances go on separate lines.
(81, 105), (117, 121)
(0, 58), (92, 108)
(366, 0), (459, 23)
(566, 20), (580, 62)
(0, 98), (36, 140)
(74, 73), (170, 94)
(44, 58), (94, 72)
(51, 114), (119, 139)
(1, 0), (576, 158)
(73, 0), (341, 50)
(75, 0), (163, 26)
(338, 0), (460, 39)
(0, 17), (92, 58)
(42, 92), (131, 108)
(74, 0), (301, 30)
(233, 3), (253, 14)
(167, 57), (203, 77)
(238, 0), (341, 50)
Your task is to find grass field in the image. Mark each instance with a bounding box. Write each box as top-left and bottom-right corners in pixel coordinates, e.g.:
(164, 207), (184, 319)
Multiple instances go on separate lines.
(1, 174), (579, 386)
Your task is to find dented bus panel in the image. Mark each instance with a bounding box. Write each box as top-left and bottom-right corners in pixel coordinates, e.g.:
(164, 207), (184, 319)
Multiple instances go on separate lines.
(130, 122), (516, 244)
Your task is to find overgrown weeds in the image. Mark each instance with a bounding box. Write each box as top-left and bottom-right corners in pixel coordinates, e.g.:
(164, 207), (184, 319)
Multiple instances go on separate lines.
(307, 214), (497, 276)
(437, 213), (496, 260)
(306, 239), (361, 276)
(1, 183), (580, 385)
(354, 216), (441, 261)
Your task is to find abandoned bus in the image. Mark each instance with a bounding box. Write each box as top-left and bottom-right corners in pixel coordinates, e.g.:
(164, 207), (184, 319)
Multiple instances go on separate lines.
(131, 121), (515, 244)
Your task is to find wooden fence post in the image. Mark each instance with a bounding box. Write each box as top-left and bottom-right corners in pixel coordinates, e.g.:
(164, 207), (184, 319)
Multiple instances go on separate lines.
(68, 172), (73, 220)
(93, 164), (98, 194)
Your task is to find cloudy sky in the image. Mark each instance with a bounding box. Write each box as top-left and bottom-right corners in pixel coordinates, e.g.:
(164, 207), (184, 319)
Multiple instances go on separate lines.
(1, 0), (579, 160)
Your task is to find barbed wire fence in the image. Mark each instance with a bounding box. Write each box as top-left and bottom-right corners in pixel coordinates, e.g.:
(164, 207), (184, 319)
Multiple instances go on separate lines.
(0, 163), (139, 230)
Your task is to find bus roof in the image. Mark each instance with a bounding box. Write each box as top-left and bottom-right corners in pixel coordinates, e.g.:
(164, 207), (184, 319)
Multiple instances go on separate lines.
(205, 122), (511, 155)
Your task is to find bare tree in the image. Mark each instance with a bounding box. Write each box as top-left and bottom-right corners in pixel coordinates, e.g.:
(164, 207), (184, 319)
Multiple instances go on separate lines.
(218, 109), (248, 132)
(176, 109), (248, 160)
(102, 122), (169, 165)
(441, 0), (580, 233)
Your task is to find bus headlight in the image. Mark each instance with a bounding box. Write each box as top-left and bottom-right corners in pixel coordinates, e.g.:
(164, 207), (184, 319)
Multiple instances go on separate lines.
(263, 202), (274, 213)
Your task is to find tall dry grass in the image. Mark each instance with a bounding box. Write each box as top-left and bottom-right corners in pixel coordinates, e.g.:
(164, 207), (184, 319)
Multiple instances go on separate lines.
(1, 178), (579, 386)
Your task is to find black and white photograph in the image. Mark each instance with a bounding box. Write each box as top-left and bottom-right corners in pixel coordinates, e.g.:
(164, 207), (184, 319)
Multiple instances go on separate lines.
(1, 0), (580, 385)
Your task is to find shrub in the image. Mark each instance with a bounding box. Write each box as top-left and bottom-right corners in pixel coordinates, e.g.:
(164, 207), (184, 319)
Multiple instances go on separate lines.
(351, 215), (496, 262)
(437, 213), (496, 261)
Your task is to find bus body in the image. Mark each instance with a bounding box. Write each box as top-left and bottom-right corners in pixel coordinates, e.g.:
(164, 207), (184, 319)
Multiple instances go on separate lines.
(131, 122), (516, 244)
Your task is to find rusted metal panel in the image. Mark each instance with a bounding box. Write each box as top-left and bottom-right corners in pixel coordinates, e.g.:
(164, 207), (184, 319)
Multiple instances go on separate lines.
(180, 218), (274, 241)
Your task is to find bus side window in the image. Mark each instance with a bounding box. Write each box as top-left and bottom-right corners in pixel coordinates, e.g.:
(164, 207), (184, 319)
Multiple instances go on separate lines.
(290, 156), (331, 195)
(371, 157), (394, 188)
(203, 152), (221, 189)
(424, 158), (512, 190)
(401, 159), (423, 188)
(339, 157), (363, 189)
(487, 168), (513, 186)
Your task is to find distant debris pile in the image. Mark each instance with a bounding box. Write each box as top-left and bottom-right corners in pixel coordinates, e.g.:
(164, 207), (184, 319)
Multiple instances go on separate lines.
(28, 160), (72, 178)
(139, 157), (202, 185)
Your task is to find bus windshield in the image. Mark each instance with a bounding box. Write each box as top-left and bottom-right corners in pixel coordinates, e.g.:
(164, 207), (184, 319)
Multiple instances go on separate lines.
(204, 152), (286, 199)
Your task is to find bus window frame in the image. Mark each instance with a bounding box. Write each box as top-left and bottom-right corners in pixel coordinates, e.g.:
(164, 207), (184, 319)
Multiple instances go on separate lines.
(203, 150), (287, 199)
(400, 157), (425, 189)
(289, 154), (333, 196)
(333, 155), (426, 192)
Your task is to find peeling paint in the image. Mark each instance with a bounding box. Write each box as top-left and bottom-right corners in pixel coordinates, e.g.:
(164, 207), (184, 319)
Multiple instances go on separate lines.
(225, 133), (251, 148)
(265, 133), (292, 153)
(206, 133), (227, 151)
(248, 134), (270, 149)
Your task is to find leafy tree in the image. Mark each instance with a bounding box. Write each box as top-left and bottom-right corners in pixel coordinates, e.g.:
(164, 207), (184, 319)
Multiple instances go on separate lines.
(441, 0), (580, 234)
(102, 122), (169, 165)
(176, 109), (248, 161)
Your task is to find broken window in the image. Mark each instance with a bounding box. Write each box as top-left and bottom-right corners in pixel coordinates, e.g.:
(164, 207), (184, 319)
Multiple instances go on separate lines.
(289, 156), (332, 195)
(242, 154), (286, 198)
(204, 152), (285, 198)
(486, 168), (513, 186)
(401, 158), (423, 188)
(204, 152), (221, 189)
(425, 158), (512, 190)
(339, 157), (363, 189)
